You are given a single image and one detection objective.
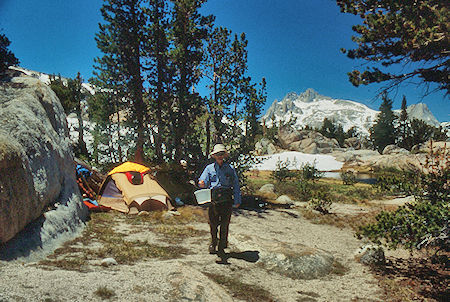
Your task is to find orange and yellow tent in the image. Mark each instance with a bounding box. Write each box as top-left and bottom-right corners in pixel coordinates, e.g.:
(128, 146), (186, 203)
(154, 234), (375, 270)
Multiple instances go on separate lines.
(97, 162), (173, 214)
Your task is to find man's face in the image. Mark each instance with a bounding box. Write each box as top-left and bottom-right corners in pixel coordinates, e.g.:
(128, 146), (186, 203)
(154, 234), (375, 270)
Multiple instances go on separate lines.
(213, 151), (226, 164)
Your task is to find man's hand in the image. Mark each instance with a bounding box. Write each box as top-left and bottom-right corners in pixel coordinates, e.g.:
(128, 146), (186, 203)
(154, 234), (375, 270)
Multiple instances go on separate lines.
(233, 203), (240, 208)
(198, 180), (205, 188)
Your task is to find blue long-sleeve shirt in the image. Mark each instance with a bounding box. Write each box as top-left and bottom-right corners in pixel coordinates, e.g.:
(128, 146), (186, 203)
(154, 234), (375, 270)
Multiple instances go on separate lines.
(198, 162), (241, 206)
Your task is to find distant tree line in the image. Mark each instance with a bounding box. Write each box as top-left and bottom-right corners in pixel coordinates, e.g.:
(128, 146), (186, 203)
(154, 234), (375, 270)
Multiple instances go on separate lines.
(308, 95), (447, 153)
(370, 94), (447, 153)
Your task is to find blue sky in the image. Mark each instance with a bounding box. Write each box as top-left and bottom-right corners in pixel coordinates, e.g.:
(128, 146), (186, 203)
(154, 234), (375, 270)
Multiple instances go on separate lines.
(1, 0), (448, 122)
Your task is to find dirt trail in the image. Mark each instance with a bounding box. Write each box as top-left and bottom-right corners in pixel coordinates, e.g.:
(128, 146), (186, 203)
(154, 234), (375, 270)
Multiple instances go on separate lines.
(0, 206), (385, 302)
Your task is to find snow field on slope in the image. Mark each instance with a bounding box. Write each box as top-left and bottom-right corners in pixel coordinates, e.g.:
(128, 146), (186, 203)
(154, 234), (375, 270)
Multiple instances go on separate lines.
(251, 151), (343, 171)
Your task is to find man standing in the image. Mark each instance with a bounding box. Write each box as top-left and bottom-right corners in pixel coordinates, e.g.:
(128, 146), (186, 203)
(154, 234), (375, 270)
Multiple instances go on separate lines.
(198, 144), (241, 256)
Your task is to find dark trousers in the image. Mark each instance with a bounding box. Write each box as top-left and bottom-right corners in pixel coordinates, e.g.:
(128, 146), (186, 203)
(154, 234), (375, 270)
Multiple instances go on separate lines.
(208, 201), (233, 250)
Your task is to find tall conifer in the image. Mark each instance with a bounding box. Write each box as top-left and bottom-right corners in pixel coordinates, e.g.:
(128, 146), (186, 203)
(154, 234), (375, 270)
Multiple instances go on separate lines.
(94, 0), (148, 163)
(169, 0), (213, 160)
(145, 0), (172, 162)
(370, 93), (397, 152)
(398, 95), (412, 150)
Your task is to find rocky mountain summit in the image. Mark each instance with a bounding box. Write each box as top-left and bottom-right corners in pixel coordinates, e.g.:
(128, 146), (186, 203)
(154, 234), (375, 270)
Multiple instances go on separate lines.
(263, 88), (442, 136)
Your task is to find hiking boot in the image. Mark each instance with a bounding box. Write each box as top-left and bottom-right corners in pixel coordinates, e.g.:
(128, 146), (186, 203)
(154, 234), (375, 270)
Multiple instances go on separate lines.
(217, 248), (226, 258)
(208, 244), (217, 254)
(218, 241), (227, 251)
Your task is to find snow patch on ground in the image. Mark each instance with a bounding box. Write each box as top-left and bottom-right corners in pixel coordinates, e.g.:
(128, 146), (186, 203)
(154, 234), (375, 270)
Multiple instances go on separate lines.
(251, 151), (343, 171)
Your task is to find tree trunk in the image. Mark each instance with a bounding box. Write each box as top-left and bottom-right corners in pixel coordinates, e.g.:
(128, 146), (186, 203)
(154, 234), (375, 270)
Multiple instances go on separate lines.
(206, 116), (211, 157)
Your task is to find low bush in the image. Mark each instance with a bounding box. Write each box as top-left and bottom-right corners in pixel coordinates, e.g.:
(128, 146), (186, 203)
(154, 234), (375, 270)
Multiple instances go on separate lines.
(308, 190), (332, 214)
(270, 158), (296, 183)
(340, 170), (356, 185)
(299, 160), (323, 181)
(359, 142), (449, 257)
(372, 168), (417, 195)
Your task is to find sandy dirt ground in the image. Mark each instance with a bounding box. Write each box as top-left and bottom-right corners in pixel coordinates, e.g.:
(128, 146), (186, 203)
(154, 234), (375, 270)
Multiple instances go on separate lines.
(0, 203), (396, 302)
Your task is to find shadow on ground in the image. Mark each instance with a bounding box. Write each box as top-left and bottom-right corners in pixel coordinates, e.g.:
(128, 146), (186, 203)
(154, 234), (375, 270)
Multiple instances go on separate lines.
(216, 250), (260, 265)
(372, 256), (449, 301)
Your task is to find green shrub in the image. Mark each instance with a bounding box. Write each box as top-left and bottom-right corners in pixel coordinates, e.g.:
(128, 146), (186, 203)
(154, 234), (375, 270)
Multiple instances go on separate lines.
(296, 179), (313, 202)
(270, 158), (296, 183)
(373, 169), (417, 195)
(300, 160), (323, 181)
(308, 190), (332, 214)
(340, 170), (356, 185)
(359, 142), (449, 256)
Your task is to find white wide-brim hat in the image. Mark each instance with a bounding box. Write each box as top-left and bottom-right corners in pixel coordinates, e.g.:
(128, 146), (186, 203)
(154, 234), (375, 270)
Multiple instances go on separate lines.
(210, 144), (228, 157)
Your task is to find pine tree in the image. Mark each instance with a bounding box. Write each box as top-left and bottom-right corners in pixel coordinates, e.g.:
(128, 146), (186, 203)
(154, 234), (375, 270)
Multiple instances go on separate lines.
(144, 0), (172, 162)
(49, 73), (89, 158)
(398, 96), (412, 150)
(410, 118), (436, 147)
(338, 0), (449, 94)
(69, 72), (89, 157)
(370, 93), (397, 153)
(319, 118), (336, 139)
(49, 75), (73, 114)
(244, 77), (267, 149)
(169, 0), (213, 161)
(203, 28), (257, 155)
(0, 33), (19, 73)
(204, 26), (235, 148)
(94, 0), (148, 163)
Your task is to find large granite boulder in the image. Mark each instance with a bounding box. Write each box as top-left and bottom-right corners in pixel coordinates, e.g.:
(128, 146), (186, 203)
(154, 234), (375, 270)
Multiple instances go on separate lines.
(278, 127), (340, 154)
(412, 141), (449, 154)
(255, 138), (279, 155)
(0, 72), (87, 257)
(331, 149), (380, 163)
(230, 234), (335, 280)
(382, 145), (409, 155)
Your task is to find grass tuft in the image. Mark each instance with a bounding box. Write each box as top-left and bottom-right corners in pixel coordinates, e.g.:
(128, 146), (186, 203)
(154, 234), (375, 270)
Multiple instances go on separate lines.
(39, 257), (87, 272)
(299, 208), (381, 231)
(94, 286), (116, 300)
(204, 272), (276, 302)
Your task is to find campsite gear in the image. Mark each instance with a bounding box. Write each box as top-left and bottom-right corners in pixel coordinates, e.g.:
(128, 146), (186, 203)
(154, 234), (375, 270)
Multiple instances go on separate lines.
(209, 144), (228, 157)
(194, 189), (212, 204)
(211, 187), (233, 205)
(197, 162), (241, 206)
(97, 162), (172, 213)
(175, 197), (184, 206)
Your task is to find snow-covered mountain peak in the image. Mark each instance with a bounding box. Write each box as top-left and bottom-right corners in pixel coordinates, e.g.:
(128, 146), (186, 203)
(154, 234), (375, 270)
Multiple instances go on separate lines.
(263, 89), (441, 137)
(406, 103), (440, 127)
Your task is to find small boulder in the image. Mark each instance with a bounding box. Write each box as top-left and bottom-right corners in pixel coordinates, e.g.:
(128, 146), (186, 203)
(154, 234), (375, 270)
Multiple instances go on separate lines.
(259, 184), (275, 194)
(275, 195), (293, 204)
(101, 257), (118, 267)
(354, 244), (385, 266)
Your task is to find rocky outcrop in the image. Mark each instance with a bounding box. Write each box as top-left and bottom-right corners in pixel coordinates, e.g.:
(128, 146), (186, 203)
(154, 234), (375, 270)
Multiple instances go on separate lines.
(0, 72), (87, 257)
(412, 141), (449, 154)
(230, 234), (335, 280)
(332, 149), (380, 163)
(255, 138), (278, 155)
(344, 137), (363, 150)
(278, 127), (340, 154)
(382, 145), (409, 155)
(259, 184), (275, 194)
